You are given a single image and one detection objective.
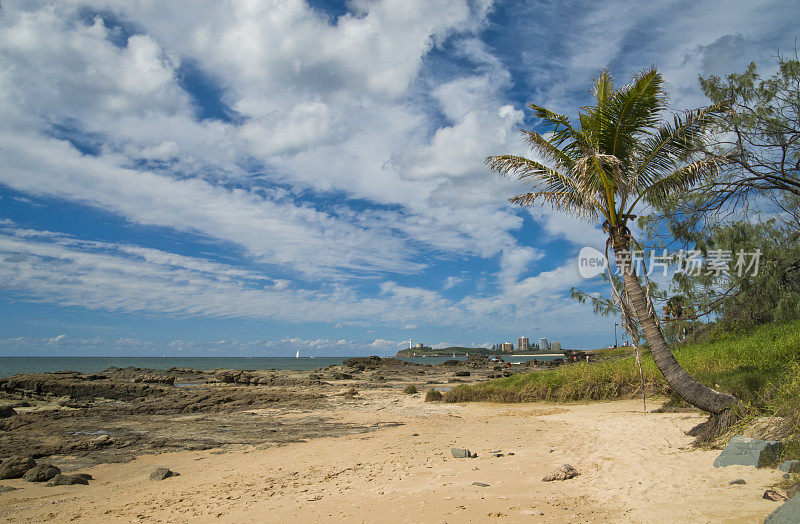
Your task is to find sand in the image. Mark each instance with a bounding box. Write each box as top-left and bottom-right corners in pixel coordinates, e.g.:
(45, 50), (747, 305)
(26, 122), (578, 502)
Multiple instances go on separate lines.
(0, 393), (784, 523)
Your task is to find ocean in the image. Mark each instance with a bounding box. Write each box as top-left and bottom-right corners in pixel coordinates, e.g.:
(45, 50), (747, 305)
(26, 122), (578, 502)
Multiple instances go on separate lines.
(0, 355), (563, 377)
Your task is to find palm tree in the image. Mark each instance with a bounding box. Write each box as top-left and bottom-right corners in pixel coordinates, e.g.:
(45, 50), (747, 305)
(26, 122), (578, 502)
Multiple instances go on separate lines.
(486, 68), (742, 420)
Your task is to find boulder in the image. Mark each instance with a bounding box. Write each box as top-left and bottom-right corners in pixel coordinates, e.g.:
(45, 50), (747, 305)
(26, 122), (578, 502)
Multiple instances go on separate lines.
(149, 467), (179, 481)
(46, 474), (89, 486)
(779, 460), (800, 473)
(0, 406), (17, 418)
(728, 478), (747, 485)
(22, 464), (61, 482)
(542, 464), (580, 482)
(0, 456), (36, 479)
(713, 436), (783, 468)
(451, 448), (476, 459)
(765, 493), (800, 523)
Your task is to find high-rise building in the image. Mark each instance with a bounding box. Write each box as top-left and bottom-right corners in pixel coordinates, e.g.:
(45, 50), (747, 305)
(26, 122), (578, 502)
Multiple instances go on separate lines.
(538, 337), (549, 351)
(517, 337), (530, 352)
(501, 342), (514, 352)
(550, 341), (562, 352)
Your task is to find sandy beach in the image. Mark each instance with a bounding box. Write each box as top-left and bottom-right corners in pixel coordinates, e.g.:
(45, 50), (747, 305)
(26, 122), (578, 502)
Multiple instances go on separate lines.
(0, 389), (784, 523)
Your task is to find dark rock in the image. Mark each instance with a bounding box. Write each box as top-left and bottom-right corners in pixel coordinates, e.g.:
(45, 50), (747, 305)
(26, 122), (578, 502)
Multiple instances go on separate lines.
(454, 371), (470, 377)
(765, 493), (800, 523)
(0, 485), (18, 493)
(508, 452), (515, 456)
(73, 473), (93, 481)
(0, 406), (17, 418)
(492, 453), (505, 458)
(149, 467), (179, 481)
(713, 436), (783, 468)
(46, 474), (89, 486)
(22, 464), (61, 482)
(779, 460), (800, 473)
(764, 489), (788, 502)
(0, 456), (36, 479)
(728, 478), (747, 485)
(450, 448), (478, 458)
(542, 464), (579, 482)
(472, 482), (490, 487)
(332, 373), (353, 380)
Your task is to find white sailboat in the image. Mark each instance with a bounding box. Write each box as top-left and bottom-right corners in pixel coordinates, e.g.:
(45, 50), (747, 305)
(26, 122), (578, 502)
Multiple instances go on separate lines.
(295, 350), (300, 359)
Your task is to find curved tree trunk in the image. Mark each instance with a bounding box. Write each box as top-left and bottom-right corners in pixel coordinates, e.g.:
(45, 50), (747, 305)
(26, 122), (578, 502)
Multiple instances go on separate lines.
(612, 235), (741, 414)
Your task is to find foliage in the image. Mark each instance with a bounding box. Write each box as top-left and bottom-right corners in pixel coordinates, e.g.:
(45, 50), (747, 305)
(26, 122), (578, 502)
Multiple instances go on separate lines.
(424, 389), (443, 402)
(403, 385), (418, 394)
(444, 319), (800, 407)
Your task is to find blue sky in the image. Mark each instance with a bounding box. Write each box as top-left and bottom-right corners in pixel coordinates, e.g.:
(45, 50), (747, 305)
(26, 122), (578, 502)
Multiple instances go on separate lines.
(0, 0), (798, 356)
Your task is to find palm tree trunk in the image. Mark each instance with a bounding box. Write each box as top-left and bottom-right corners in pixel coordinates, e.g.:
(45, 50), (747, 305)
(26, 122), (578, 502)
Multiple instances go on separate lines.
(612, 235), (741, 414)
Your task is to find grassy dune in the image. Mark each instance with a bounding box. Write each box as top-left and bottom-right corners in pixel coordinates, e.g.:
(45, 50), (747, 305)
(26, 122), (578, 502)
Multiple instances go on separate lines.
(444, 320), (800, 417)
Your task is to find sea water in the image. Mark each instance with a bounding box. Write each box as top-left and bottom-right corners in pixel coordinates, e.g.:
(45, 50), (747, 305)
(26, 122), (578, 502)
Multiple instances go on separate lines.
(0, 355), (563, 377)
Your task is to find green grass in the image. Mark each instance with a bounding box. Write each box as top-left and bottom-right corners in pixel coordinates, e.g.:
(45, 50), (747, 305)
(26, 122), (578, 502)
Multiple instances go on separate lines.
(444, 320), (800, 411)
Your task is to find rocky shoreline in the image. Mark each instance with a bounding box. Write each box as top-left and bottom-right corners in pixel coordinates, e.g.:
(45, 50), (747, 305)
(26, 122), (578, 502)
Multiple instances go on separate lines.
(0, 355), (544, 472)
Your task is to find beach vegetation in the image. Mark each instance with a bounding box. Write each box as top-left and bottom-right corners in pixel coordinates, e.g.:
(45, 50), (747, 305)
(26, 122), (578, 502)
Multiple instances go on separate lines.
(425, 389), (443, 402)
(404, 385), (418, 394)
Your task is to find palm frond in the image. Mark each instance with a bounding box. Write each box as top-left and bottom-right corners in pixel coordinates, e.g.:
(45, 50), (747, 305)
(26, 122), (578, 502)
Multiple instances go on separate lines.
(638, 155), (732, 209)
(509, 190), (602, 221)
(634, 101), (730, 188)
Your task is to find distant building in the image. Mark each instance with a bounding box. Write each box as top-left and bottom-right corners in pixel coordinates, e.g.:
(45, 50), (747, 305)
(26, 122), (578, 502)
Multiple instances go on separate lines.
(538, 337), (549, 351)
(550, 341), (562, 352)
(414, 342), (424, 349)
(501, 342), (514, 352)
(517, 337), (530, 352)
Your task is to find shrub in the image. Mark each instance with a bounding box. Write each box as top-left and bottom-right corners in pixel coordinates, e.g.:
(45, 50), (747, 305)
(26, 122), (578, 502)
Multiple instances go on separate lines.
(404, 385), (418, 394)
(425, 389), (443, 402)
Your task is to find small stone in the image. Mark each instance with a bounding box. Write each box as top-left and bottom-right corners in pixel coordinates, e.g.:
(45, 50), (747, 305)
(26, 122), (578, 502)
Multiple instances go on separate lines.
(492, 453), (505, 458)
(472, 482), (490, 487)
(728, 478), (747, 485)
(542, 464), (579, 482)
(46, 474), (89, 486)
(507, 452), (515, 456)
(411, 433), (419, 437)
(0, 406), (17, 418)
(779, 460), (800, 473)
(764, 489), (789, 502)
(0, 457), (36, 479)
(22, 464), (61, 482)
(451, 448), (471, 459)
(149, 467), (179, 481)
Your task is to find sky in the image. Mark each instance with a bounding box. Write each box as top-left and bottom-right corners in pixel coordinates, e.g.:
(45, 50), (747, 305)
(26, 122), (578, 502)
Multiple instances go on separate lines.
(0, 0), (798, 357)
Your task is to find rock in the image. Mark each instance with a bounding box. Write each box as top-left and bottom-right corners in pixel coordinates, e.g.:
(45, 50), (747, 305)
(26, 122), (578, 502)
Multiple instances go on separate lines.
(779, 460), (800, 473)
(728, 478), (747, 485)
(713, 436), (783, 468)
(472, 481), (490, 487)
(492, 453), (505, 458)
(0, 406), (17, 418)
(149, 467), (179, 481)
(91, 434), (113, 447)
(133, 374), (175, 385)
(22, 464), (61, 482)
(451, 448), (476, 459)
(542, 464), (580, 482)
(454, 371), (470, 377)
(764, 489), (789, 502)
(332, 373), (353, 380)
(508, 452), (515, 456)
(0, 456), (36, 479)
(765, 493), (800, 523)
(788, 483), (800, 499)
(46, 474), (89, 486)
(0, 485), (18, 493)
(73, 473), (93, 481)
